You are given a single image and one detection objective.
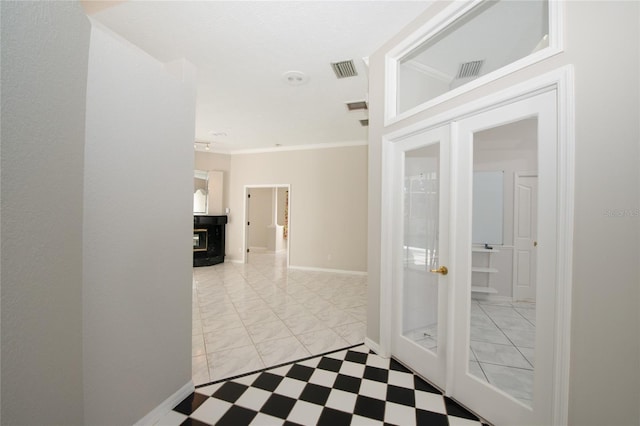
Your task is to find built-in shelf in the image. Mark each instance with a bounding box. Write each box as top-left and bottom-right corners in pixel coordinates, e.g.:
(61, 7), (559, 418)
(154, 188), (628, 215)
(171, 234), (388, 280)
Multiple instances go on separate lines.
(472, 247), (500, 253)
(471, 286), (499, 294)
(471, 267), (499, 273)
(471, 246), (499, 295)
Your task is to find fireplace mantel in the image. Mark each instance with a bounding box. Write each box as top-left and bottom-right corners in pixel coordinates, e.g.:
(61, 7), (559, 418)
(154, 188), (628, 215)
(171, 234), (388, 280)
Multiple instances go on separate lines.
(193, 215), (228, 267)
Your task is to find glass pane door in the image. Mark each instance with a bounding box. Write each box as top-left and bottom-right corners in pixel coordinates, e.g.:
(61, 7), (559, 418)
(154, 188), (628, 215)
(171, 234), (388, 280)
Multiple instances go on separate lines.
(392, 125), (449, 390)
(403, 144), (440, 352)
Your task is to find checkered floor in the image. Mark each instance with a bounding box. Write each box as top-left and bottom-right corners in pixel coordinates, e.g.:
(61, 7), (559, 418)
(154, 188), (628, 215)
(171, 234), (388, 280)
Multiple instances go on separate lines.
(158, 344), (488, 426)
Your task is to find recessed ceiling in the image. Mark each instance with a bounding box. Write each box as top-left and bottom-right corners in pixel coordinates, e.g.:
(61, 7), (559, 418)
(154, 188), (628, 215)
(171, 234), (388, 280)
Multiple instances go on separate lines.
(87, 1), (432, 153)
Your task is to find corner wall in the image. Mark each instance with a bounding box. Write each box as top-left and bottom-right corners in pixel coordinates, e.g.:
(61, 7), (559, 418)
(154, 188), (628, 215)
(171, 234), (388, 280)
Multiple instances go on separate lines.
(83, 24), (196, 424)
(1, 2), (90, 424)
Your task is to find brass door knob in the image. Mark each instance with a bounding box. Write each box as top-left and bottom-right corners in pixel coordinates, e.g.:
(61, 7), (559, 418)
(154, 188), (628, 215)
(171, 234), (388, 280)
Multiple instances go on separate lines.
(430, 266), (448, 275)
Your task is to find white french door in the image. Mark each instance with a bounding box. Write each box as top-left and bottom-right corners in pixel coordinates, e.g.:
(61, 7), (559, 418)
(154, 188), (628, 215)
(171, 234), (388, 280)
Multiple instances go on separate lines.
(450, 90), (558, 425)
(388, 90), (560, 425)
(390, 125), (450, 390)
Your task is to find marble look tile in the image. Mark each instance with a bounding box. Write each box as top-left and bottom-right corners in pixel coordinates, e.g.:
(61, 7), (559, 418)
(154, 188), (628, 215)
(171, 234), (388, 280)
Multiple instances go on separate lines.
(330, 295), (366, 310)
(201, 312), (243, 333)
(469, 361), (487, 382)
(193, 252), (371, 385)
(481, 305), (523, 319)
(232, 298), (271, 314)
(271, 302), (308, 320)
(192, 334), (206, 357)
(501, 327), (536, 349)
(192, 320), (203, 336)
(470, 311), (495, 327)
(282, 313), (327, 335)
(314, 308), (359, 328)
(246, 319), (292, 343)
(518, 346), (535, 367)
(481, 362), (534, 403)
(470, 341), (532, 369)
(238, 307), (280, 326)
(302, 298), (334, 315)
(490, 315), (535, 331)
(208, 345), (265, 382)
(296, 328), (349, 354)
(515, 307), (536, 325)
(470, 323), (511, 345)
(255, 336), (310, 366)
(332, 322), (366, 345)
(344, 305), (367, 322)
(204, 326), (253, 353)
(199, 303), (237, 320)
(192, 355), (210, 386)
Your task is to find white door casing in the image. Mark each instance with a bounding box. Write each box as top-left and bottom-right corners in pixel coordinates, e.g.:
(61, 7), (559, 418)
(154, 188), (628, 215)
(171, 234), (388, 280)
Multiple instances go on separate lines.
(379, 67), (575, 426)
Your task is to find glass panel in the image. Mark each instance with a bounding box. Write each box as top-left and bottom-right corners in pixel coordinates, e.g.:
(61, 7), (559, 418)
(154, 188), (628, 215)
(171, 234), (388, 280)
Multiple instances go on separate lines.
(403, 143), (440, 353)
(397, 0), (549, 114)
(469, 118), (538, 407)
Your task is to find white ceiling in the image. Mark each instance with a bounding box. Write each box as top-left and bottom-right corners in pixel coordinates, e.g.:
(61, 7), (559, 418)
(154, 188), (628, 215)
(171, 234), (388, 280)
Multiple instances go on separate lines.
(89, 1), (432, 153)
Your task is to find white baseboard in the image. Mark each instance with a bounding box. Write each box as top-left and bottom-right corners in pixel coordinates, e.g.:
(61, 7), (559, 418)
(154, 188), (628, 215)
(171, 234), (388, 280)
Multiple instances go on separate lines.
(249, 246), (267, 253)
(134, 381), (194, 426)
(364, 338), (383, 356)
(289, 265), (368, 276)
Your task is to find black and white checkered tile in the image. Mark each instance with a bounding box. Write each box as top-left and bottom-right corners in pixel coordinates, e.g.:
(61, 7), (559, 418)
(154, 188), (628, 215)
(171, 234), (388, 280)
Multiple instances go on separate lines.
(160, 344), (488, 426)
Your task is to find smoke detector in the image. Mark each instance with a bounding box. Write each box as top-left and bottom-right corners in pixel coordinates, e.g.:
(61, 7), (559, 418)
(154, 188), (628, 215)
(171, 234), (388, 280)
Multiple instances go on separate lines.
(282, 71), (309, 86)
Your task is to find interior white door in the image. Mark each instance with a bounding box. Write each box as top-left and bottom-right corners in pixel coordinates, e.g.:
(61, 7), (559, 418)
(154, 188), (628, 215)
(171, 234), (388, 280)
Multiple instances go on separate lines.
(514, 174), (538, 302)
(391, 125), (450, 390)
(451, 90), (557, 425)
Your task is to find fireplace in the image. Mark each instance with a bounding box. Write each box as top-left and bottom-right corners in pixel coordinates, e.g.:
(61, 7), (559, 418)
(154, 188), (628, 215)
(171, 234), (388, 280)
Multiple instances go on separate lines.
(193, 215), (228, 267)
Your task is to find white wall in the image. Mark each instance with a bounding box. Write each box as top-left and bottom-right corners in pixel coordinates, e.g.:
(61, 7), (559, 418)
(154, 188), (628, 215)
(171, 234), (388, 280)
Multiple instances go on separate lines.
(228, 146), (368, 272)
(368, 1), (639, 424)
(83, 23), (196, 425)
(0, 2), (90, 424)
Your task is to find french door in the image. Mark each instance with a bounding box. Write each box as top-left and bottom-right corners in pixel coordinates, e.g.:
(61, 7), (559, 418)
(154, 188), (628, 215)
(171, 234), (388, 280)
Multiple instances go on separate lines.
(389, 90), (559, 425)
(390, 125), (450, 390)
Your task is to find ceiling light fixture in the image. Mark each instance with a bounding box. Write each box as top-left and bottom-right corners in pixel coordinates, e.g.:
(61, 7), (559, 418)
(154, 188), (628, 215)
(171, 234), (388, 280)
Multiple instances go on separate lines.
(194, 141), (212, 151)
(282, 71), (309, 86)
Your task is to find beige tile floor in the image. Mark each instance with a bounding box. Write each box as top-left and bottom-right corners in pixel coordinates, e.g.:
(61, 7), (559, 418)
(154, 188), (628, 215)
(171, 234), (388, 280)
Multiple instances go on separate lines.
(192, 251), (367, 386)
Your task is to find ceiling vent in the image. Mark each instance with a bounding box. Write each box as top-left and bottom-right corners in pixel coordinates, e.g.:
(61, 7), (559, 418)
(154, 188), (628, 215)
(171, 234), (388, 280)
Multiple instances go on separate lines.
(359, 119), (369, 127)
(455, 60), (484, 79)
(331, 60), (358, 79)
(346, 101), (368, 111)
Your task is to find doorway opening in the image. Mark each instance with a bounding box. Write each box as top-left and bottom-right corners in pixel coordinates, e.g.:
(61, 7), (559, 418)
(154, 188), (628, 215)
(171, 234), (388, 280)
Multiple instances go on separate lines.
(243, 185), (291, 267)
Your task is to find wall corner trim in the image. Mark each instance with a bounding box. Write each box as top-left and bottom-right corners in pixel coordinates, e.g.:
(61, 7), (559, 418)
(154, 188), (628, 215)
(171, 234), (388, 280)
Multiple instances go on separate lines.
(134, 381), (194, 426)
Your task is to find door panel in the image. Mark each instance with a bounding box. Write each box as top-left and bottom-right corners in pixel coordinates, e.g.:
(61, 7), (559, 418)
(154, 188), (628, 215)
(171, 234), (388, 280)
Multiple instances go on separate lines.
(514, 175), (538, 301)
(452, 90), (557, 425)
(392, 126), (450, 389)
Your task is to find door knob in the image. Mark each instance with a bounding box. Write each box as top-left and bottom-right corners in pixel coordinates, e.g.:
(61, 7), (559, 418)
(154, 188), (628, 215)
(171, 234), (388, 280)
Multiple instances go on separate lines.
(430, 266), (448, 275)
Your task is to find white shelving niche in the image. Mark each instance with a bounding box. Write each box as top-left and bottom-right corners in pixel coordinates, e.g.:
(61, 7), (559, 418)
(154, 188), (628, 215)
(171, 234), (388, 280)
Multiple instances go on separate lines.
(471, 246), (499, 295)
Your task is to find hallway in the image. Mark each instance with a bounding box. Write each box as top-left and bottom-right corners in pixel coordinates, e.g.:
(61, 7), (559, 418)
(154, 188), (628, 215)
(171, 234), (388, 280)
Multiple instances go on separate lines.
(192, 252), (367, 385)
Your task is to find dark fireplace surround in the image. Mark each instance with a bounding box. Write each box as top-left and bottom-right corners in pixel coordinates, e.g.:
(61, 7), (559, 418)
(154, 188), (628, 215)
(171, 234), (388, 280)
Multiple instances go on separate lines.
(193, 215), (228, 267)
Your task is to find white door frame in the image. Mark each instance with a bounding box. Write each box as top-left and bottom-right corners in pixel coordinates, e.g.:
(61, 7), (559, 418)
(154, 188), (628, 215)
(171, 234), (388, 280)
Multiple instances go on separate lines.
(379, 66), (575, 425)
(243, 184), (291, 267)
